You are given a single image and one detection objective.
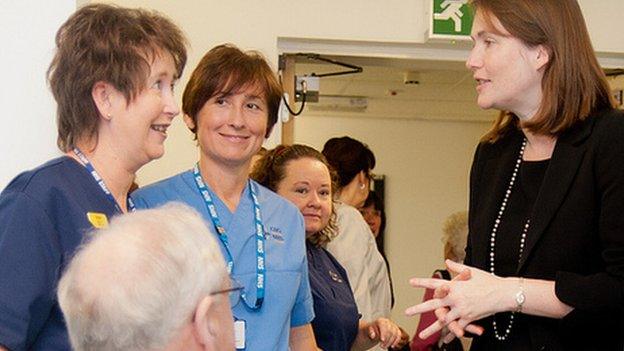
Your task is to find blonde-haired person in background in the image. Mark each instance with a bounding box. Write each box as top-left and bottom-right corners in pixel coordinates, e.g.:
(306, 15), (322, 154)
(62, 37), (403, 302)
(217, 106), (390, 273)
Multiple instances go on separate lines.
(411, 212), (468, 351)
(0, 4), (187, 350)
(406, 0), (624, 349)
(58, 203), (235, 351)
(441, 212), (469, 264)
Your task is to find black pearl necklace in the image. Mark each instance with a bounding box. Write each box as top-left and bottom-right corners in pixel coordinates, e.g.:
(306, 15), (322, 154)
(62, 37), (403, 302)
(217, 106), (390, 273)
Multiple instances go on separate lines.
(489, 138), (529, 341)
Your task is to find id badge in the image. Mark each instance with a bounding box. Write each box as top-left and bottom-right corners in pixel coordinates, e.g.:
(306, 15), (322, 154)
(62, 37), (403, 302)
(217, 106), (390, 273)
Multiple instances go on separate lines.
(234, 318), (246, 350)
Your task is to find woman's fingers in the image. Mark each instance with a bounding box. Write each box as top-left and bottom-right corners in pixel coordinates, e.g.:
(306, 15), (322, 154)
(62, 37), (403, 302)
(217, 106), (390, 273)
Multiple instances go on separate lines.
(405, 296), (448, 316)
(367, 324), (377, 340)
(442, 329), (458, 344)
(433, 284), (451, 299)
(395, 327), (410, 348)
(374, 319), (401, 349)
(442, 307), (461, 325)
(418, 308), (449, 340)
(390, 326), (403, 349)
(409, 277), (448, 289)
(464, 322), (485, 336)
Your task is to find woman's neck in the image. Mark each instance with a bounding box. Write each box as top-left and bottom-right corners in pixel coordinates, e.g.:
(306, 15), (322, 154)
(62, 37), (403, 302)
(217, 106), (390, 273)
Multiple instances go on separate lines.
(69, 140), (136, 212)
(198, 157), (250, 212)
(522, 130), (557, 161)
(337, 179), (361, 208)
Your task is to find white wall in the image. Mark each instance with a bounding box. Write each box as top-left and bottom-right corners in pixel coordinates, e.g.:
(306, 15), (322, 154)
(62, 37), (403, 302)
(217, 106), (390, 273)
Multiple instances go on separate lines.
(1, 1), (76, 189)
(578, 0), (624, 54)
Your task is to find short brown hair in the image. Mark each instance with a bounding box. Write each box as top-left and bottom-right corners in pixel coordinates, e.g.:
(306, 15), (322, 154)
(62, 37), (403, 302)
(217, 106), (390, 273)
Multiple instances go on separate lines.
(48, 4), (188, 152)
(182, 44), (283, 138)
(470, 0), (615, 142)
(250, 144), (338, 247)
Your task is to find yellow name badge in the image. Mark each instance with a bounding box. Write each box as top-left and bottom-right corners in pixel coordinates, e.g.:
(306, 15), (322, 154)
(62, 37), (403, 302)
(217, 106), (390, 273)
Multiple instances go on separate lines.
(87, 212), (109, 229)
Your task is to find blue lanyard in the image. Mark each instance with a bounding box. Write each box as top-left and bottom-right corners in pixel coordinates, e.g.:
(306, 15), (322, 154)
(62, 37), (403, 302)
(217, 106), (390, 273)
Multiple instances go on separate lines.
(192, 163), (265, 310)
(73, 148), (136, 213)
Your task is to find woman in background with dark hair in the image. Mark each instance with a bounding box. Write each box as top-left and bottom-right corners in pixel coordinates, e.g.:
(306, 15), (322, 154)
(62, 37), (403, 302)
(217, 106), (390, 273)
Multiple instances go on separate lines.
(360, 191), (395, 305)
(322, 137), (396, 348)
(360, 191), (387, 257)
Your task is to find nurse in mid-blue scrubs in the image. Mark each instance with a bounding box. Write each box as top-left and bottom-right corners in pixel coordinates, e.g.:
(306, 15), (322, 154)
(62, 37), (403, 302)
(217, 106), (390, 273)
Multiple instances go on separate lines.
(250, 144), (409, 351)
(131, 45), (317, 351)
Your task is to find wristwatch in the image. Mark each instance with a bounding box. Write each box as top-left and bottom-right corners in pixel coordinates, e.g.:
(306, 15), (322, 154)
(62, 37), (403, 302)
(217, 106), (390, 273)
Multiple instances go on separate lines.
(515, 277), (525, 313)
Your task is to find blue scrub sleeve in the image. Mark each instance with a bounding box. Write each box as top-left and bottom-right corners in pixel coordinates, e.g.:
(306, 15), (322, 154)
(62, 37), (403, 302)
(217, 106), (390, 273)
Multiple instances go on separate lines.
(130, 192), (150, 209)
(290, 246), (315, 327)
(0, 192), (61, 350)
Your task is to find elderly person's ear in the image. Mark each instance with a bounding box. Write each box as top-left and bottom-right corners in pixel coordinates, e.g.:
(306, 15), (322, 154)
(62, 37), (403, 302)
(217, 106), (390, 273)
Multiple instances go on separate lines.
(193, 296), (216, 345)
(194, 296), (235, 350)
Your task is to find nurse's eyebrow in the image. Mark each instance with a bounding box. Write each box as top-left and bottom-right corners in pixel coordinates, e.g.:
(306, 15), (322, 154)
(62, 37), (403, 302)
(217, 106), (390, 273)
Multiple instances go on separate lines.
(152, 69), (174, 79)
(244, 93), (263, 100)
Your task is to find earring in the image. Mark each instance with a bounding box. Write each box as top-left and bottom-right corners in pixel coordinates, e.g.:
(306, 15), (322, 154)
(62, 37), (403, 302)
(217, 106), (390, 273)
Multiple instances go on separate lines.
(359, 183), (366, 190)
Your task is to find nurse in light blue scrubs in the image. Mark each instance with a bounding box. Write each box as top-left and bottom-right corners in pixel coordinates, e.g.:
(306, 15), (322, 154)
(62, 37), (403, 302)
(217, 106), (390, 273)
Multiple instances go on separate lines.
(131, 44), (317, 351)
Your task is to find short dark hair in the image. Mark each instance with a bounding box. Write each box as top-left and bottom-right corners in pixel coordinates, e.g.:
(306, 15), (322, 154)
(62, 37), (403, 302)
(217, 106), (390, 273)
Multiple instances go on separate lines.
(322, 136), (376, 188)
(48, 3), (188, 151)
(182, 44), (283, 138)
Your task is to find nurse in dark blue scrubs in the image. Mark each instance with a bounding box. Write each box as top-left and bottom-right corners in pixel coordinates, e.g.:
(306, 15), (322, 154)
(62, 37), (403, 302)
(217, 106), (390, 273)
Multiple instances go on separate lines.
(0, 5), (187, 350)
(251, 144), (409, 351)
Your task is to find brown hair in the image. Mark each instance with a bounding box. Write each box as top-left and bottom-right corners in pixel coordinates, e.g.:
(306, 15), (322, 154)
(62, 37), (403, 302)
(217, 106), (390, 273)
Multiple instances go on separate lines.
(250, 144), (338, 247)
(48, 4), (188, 152)
(470, 0), (615, 142)
(322, 136), (376, 188)
(182, 44), (283, 139)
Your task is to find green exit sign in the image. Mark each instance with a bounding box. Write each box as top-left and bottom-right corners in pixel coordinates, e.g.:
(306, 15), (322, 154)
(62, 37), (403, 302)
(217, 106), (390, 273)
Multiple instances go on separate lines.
(429, 0), (473, 40)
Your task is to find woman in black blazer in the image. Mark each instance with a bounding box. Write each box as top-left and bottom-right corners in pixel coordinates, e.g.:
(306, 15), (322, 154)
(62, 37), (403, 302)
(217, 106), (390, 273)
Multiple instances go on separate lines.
(406, 0), (624, 350)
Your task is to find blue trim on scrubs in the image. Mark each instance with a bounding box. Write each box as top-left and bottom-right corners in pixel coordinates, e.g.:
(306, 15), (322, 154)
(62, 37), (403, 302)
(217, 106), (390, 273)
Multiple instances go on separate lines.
(307, 243), (360, 351)
(131, 170), (315, 351)
(0, 157), (117, 351)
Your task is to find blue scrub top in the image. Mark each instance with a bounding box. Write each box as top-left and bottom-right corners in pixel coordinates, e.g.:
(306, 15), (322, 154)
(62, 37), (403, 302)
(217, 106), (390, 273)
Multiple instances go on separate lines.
(307, 243), (360, 351)
(0, 157), (118, 351)
(131, 170), (315, 351)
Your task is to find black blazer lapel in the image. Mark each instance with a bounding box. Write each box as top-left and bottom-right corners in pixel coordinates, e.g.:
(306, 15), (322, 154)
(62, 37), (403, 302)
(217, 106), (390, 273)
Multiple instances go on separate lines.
(516, 118), (595, 274)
